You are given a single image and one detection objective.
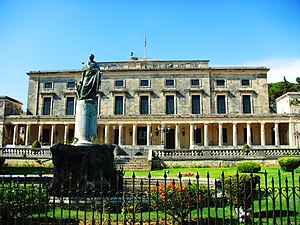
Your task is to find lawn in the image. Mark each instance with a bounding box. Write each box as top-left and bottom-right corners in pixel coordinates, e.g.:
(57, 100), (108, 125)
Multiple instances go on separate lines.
(125, 166), (300, 188)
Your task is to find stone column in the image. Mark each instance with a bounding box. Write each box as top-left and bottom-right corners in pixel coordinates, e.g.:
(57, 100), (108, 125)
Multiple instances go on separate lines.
(25, 124), (31, 146)
(132, 124), (137, 146)
(218, 123), (223, 146)
(189, 124), (194, 149)
(104, 124), (109, 144)
(274, 122), (279, 146)
(118, 124), (123, 146)
(51, 124), (55, 146)
(38, 124), (42, 143)
(147, 124), (151, 146)
(161, 125), (165, 147)
(175, 123), (180, 149)
(64, 124), (69, 144)
(260, 123), (265, 146)
(247, 123), (251, 146)
(74, 99), (97, 145)
(288, 122), (293, 147)
(13, 124), (17, 145)
(204, 123), (208, 147)
(232, 123), (237, 147)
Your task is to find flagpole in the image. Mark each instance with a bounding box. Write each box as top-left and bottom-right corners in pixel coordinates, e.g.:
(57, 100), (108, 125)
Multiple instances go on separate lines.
(144, 35), (147, 59)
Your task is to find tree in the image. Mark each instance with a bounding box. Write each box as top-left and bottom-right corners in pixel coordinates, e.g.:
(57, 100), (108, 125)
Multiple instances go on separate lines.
(268, 77), (300, 110)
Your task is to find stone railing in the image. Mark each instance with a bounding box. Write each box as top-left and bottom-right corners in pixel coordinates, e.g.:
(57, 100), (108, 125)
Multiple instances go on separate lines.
(0, 147), (52, 159)
(152, 148), (300, 160)
(100, 60), (209, 71)
(1, 146), (299, 162)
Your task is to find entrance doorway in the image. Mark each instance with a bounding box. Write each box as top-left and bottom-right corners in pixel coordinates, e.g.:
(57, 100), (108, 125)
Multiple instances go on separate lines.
(42, 129), (50, 145)
(114, 129), (119, 145)
(166, 129), (175, 149)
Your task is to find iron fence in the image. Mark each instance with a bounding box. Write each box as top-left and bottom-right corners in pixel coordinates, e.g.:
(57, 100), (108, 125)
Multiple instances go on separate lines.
(0, 171), (299, 225)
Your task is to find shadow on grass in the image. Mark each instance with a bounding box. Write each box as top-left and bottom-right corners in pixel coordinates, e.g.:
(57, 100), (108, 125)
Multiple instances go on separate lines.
(0, 166), (54, 175)
(253, 209), (298, 219)
(1, 218), (79, 225)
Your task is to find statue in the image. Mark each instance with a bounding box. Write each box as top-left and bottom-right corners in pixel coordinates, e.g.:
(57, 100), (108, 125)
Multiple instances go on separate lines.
(76, 54), (101, 100)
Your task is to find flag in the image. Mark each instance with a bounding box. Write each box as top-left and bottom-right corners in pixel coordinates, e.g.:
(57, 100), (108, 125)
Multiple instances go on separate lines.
(144, 36), (146, 47)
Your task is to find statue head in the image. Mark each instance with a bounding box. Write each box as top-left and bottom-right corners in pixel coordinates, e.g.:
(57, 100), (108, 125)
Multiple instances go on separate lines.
(89, 54), (95, 62)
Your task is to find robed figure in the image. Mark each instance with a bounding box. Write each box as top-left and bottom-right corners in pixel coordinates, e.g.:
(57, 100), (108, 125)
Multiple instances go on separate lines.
(76, 54), (101, 100)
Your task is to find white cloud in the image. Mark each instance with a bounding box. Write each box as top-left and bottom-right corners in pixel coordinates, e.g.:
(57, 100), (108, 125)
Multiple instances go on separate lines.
(243, 58), (300, 83)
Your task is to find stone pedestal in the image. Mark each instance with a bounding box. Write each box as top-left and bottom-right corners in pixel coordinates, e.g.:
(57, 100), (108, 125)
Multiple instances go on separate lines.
(49, 143), (121, 191)
(74, 99), (97, 146)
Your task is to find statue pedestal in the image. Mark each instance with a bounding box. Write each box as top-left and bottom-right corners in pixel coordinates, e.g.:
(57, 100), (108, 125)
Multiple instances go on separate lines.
(74, 99), (97, 146)
(50, 144), (121, 191)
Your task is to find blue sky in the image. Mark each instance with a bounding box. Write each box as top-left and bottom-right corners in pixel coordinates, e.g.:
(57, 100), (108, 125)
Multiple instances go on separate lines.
(0, 0), (300, 110)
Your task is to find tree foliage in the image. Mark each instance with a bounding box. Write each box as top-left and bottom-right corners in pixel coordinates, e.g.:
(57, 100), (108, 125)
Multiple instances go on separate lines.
(268, 77), (300, 109)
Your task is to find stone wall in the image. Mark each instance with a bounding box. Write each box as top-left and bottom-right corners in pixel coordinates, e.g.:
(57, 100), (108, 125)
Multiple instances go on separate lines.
(26, 61), (269, 117)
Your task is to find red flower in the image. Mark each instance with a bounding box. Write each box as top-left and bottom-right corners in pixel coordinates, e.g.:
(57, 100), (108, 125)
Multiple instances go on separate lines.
(167, 183), (175, 189)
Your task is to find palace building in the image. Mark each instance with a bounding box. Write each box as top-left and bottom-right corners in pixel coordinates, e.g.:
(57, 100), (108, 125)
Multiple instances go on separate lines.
(1, 59), (300, 153)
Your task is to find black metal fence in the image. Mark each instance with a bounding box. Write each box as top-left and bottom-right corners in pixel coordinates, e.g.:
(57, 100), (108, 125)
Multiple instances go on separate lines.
(0, 171), (299, 225)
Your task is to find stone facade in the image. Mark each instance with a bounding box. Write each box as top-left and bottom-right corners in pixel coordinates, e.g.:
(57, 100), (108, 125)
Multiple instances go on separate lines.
(1, 59), (300, 152)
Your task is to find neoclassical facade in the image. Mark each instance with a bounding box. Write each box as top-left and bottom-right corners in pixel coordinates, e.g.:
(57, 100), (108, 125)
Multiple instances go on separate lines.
(1, 59), (300, 151)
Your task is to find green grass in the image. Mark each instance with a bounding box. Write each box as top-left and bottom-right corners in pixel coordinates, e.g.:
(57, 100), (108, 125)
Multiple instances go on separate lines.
(125, 166), (300, 187)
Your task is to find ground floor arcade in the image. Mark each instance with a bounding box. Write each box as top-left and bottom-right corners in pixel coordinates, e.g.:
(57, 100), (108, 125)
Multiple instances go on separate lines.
(1, 115), (299, 150)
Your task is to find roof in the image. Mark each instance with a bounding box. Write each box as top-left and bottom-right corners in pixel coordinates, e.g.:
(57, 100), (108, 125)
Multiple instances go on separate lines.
(275, 92), (300, 102)
(0, 96), (23, 105)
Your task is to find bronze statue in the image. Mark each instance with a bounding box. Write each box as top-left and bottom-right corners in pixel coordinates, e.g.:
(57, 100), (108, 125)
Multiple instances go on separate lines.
(76, 54), (101, 100)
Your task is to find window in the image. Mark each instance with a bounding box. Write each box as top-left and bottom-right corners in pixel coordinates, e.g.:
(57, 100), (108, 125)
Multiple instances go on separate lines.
(242, 95), (251, 113)
(140, 96), (149, 114)
(166, 95), (174, 114)
(165, 79), (175, 87)
(42, 97), (51, 115)
(216, 79), (225, 86)
(191, 95), (201, 114)
(222, 128), (228, 143)
(67, 82), (76, 88)
(191, 79), (200, 86)
(115, 96), (124, 115)
(115, 80), (124, 87)
(66, 97), (75, 115)
(44, 82), (53, 89)
(137, 127), (147, 145)
(217, 95), (226, 114)
(140, 79), (150, 87)
(241, 79), (250, 86)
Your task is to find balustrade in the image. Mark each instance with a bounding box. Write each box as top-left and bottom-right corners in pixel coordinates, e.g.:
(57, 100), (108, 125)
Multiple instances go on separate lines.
(153, 148), (300, 160)
(0, 147), (51, 159)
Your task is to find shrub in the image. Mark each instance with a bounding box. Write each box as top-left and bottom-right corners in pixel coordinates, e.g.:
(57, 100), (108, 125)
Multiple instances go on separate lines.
(237, 161), (261, 173)
(242, 144), (250, 155)
(223, 173), (260, 209)
(0, 158), (5, 167)
(278, 157), (300, 172)
(150, 181), (215, 223)
(1, 181), (47, 220)
(31, 140), (41, 148)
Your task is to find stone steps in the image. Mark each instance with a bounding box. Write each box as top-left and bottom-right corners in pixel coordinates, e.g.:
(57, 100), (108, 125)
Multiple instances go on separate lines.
(114, 156), (150, 172)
